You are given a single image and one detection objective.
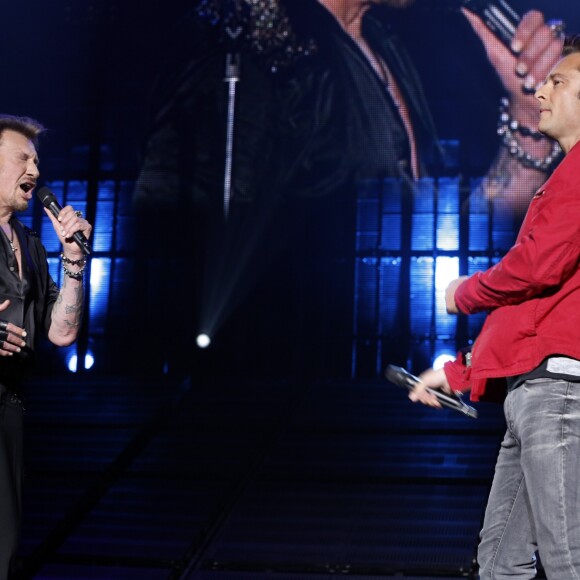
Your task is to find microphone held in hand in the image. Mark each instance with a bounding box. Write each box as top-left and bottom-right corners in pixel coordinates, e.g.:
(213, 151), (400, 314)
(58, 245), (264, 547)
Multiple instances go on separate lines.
(36, 187), (92, 256)
(423, 0), (521, 49)
(384, 364), (478, 419)
(461, 0), (520, 48)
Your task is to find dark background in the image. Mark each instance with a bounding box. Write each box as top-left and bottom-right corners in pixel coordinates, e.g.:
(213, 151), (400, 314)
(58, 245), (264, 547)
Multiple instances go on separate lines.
(3, 0), (575, 178)
(2, 1), (579, 578)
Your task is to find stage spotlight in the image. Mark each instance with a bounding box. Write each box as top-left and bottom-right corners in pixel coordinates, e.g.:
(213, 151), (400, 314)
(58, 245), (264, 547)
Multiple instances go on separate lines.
(196, 334), (211, 349)
(67, 351), (95, 373)
(432, 353), (455, 371)
(435, 256), (459, 291)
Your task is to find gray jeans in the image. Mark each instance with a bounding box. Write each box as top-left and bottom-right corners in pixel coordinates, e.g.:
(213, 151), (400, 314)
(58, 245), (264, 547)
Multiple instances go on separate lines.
(478, 378), (580, 579)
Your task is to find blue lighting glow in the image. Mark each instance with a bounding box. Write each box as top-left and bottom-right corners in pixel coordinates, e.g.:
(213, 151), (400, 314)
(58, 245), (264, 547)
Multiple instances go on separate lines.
(89, 258), (111, 334)
(435, 257), (459, 338)
(67, 351), (95, 373)
(435, 256), (459, 290)
(90, 258), (105, 290)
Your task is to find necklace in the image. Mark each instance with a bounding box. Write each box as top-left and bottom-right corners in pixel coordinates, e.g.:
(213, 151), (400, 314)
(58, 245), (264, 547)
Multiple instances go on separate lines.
(8, 226), (16, 253)
(1, 223), (16, 253)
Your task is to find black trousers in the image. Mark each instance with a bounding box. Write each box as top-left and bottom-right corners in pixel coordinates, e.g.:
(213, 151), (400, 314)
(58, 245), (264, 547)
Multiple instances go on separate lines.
(0, 385), (23, 579)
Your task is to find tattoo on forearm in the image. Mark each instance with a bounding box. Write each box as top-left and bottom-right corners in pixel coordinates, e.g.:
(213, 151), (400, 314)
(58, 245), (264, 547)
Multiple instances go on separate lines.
(464, 148), (546, 218)
(65, 302), (82, 315)
(52, 281), (84, 331)
(481, 151), (514, 200)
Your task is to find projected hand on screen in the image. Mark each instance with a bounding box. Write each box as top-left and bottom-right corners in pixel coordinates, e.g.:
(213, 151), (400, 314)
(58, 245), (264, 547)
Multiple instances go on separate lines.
(462, 8), (565, 215)
(463, 9), (564, 128)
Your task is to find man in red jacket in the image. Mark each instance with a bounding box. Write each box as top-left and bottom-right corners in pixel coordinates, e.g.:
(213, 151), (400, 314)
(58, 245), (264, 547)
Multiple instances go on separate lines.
(410, 36), (580, 579)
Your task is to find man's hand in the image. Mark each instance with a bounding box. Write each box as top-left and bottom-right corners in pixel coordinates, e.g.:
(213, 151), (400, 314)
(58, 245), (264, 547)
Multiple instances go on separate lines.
(0, 300), (27, 356)
(44, 206), (92, 260)
(463, 9), (564, 128)
(408, 367), (452, 409)
(445, 276), (469, 314)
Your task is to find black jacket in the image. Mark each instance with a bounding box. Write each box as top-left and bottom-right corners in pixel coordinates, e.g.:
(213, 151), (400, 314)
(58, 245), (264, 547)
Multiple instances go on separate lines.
(133, 0), (440, 214)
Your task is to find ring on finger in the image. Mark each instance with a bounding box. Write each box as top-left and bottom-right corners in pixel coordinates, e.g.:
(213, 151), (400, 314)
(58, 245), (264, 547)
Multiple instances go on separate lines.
(547, 19), (566, 40)
(75, 210), (83, 218)
(515, 62), (528, 78)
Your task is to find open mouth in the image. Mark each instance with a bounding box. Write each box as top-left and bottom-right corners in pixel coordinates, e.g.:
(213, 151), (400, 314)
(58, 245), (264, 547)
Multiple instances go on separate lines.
(20, 182), (35, 193)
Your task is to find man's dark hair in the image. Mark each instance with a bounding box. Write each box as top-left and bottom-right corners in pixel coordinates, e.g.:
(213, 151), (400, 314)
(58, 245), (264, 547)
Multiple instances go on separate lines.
(0, 114), (45, 147)
(562, 35), (580, 57)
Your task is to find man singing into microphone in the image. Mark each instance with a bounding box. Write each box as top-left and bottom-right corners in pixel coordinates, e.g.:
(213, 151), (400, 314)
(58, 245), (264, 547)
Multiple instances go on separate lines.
(0, 114), (92, 577)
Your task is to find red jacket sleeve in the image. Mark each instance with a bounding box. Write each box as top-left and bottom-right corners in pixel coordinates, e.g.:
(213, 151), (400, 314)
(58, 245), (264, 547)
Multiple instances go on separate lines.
(455, 188), (580, 314)
(444, 351), (472, 393)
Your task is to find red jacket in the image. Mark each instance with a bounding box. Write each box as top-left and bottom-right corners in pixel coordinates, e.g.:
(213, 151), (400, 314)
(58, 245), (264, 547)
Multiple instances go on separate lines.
(445, 142), (580, 402)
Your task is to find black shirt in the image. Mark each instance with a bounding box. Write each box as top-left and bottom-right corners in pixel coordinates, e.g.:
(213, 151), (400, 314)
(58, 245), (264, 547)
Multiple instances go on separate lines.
(507, 356), (580, 392)
(0, 218), (59, 389)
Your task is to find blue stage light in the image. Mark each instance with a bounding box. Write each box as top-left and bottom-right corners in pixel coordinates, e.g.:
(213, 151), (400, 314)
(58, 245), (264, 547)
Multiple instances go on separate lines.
(67, 351), (95, 373)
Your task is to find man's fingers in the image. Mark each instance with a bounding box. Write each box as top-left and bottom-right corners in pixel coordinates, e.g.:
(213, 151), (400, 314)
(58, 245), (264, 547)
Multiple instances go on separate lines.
(408, 382), (425, 402)
(0, 316), (27, 354)
(524, 36), (565, 89)
(0, 326), (27, 353)
(53, 206), (92, 242)
(409, 383), (442, 408)
(513, 14), (563, 90)
(445, 277), (467, 314)
(0, 320), (26, 339)
(462, 8), (563, 119)
(511, 10), (544, 53)
(462, 9), (509, 71)
(0, 338), (21, 355)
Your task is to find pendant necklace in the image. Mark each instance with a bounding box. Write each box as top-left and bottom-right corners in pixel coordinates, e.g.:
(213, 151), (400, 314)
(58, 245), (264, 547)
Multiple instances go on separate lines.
(2, 224), (16, 253)
(9, 227), (16, 253)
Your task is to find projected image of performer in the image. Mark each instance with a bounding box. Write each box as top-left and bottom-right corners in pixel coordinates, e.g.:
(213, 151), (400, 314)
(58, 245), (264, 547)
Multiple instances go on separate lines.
(133, 0), (564, 380)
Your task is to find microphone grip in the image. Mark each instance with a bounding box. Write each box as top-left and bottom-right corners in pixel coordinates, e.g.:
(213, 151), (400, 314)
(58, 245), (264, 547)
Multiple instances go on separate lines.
(384, 364), (478, 419)
(45, 201), (92, 256)
(461, 0), (521, 48)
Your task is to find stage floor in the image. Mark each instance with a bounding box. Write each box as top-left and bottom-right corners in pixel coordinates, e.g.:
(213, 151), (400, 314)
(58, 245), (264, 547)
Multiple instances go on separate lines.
(13, 372), (509, 579)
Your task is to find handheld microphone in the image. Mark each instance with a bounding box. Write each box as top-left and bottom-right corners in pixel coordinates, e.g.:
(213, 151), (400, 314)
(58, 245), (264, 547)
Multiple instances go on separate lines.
(36, 187), (92, 256)
(461, 0), (520, 48)
(384, 364), (478, 419)
(426, 0), (520, 49)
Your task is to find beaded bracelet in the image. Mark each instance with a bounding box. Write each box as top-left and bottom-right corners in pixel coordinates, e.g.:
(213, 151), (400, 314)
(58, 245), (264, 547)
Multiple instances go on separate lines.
(61, 253), (86, 267)
(61, 253), (86, 280)
(497, 98), (561, 172)
(499, 97), (544, 140)
(63, 264), (84, 280)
